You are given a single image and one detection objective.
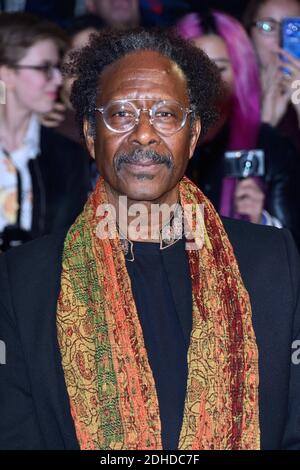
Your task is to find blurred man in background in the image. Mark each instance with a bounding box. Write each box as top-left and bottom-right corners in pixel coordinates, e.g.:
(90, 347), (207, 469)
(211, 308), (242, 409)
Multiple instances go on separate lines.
(85, 0), (140, 28)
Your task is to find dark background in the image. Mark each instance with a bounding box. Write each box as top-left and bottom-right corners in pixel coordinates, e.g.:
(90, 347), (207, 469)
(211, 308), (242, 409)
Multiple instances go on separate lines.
(1, 1), (252, 25)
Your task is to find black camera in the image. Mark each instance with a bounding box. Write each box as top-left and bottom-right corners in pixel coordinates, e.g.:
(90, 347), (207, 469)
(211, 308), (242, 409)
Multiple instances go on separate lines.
(0, 225), (32, 252)
(224, 150), (265, 178)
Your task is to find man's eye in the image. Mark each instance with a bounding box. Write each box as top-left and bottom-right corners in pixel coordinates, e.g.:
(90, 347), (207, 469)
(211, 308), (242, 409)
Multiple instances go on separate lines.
(113, 110), (133, 118)
(156, 111), (176, 118)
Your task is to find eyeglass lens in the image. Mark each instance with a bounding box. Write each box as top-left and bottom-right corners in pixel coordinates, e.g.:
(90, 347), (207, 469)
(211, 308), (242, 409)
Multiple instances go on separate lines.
(13, 63), (60, 80)
(44, 64), (60, 79)
(256, 18), (280, 33)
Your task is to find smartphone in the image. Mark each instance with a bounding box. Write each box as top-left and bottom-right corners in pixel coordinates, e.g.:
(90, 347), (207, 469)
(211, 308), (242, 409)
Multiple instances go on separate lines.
(281, 17), (300, 74)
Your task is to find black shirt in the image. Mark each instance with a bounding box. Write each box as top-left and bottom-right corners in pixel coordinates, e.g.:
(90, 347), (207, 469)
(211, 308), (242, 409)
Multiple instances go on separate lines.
(125, 238), (192, 450)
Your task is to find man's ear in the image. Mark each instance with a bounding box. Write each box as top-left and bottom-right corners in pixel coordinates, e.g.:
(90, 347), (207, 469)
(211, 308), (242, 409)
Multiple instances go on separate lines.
(188, 118), (201, 160)
(83, 119), (96, 160)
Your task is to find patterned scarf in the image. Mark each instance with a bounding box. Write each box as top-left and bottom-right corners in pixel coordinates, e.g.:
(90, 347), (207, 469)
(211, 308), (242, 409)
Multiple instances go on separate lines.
(56, 176), (260, 450)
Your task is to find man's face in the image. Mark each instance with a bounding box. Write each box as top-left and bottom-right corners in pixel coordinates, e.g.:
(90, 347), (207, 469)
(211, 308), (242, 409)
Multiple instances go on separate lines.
(86, 0), (140, 28)
(85, 50), (201, 203)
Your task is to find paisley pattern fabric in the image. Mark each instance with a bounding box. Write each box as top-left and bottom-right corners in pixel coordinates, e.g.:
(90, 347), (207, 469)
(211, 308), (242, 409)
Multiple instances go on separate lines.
(56, 176), (260, 450)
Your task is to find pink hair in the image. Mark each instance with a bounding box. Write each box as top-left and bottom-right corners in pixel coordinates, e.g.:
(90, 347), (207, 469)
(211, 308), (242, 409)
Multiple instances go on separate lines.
(176, 11), (261, 150)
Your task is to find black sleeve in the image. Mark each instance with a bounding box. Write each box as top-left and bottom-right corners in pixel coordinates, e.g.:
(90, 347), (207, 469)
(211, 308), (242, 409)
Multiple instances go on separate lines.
(59, 143), (91, 228)
(0, 254), (45, 450)
(39, 127), (90, 235)
(261, 124), (300, 249)
(281, 229), (300, 450)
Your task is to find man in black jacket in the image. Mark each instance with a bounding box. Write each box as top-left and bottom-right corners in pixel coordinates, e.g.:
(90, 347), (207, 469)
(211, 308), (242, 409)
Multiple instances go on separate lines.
(0, 28), (300, 450)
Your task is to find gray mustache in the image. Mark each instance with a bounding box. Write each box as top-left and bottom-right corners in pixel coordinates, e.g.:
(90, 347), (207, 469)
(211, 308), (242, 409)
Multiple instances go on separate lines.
(114, 149), (173, 172)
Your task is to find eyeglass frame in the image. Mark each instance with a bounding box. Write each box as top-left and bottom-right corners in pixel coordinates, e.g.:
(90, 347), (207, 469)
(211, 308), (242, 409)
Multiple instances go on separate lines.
(252, 17), (281, 34)
(12, 62), (61, 81)
(94, 98), (194, 135)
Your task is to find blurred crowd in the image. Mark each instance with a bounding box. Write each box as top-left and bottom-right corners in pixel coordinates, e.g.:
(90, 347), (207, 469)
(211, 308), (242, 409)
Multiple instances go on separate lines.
(0, 0), (300, 251)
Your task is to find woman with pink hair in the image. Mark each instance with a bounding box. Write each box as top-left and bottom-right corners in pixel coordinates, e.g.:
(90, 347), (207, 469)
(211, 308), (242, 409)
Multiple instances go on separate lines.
(244, 0), (300, 152)
(176, 9), (300, 245)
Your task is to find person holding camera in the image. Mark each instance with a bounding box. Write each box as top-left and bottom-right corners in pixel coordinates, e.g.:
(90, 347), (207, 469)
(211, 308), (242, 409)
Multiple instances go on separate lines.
(176, 9), (300, 247)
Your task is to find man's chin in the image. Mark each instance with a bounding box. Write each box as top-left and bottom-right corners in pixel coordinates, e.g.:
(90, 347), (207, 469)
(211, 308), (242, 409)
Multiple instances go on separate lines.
(123, 189), (166, 203)
(114, 170), (168, 198)
(118, 180), (170, 203)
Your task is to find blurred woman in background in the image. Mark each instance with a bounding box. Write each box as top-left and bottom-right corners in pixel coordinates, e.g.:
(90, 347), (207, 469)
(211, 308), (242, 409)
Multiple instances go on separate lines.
(40, 14), (104, 188)
(52, 14), (104, 141)
(244, 0), (300, 151)
(176, 9), (300, 246)
(0, 13), (90, 251)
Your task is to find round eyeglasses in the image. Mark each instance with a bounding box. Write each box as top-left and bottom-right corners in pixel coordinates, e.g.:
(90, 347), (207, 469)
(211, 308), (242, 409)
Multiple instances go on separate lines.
(95, 99), (194, 135)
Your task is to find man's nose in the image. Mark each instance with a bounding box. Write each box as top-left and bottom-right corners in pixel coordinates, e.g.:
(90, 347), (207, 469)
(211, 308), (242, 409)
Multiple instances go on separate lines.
(128, 110), (160, 146)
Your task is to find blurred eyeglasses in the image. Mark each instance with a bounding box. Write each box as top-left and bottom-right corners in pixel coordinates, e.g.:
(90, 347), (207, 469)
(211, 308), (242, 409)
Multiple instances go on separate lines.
(95, 99), (194, 136)
(13, 62), (61, 80)
(253, 18), (280, 35)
